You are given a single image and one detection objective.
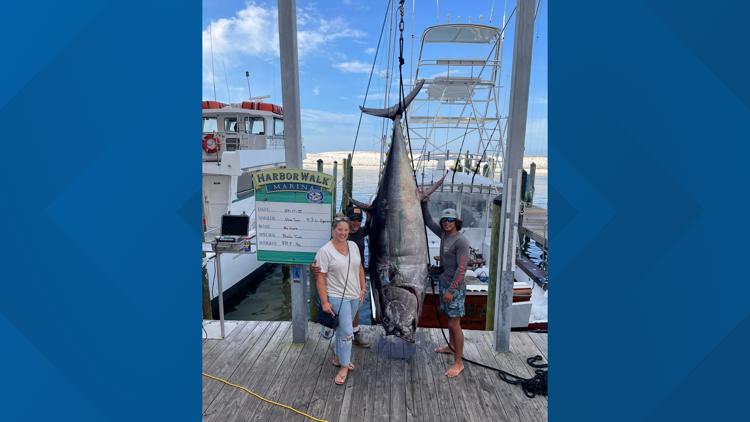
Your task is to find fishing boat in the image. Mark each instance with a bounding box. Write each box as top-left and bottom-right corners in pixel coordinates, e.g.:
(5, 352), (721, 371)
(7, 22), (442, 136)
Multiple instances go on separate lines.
(383, 22), (547, 330)
(202, 100), (288, 300)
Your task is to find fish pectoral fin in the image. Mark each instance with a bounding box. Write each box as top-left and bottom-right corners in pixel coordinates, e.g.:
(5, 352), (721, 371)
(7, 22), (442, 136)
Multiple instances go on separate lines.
(423, 174), (447, 197)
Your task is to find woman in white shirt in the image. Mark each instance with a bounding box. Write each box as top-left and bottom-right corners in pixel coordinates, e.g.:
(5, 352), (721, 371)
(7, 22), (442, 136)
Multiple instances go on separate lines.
(315, 216), (367, 385)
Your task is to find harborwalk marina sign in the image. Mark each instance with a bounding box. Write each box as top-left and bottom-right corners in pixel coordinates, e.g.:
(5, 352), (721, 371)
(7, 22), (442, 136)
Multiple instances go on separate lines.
(253, 169), (333, 264)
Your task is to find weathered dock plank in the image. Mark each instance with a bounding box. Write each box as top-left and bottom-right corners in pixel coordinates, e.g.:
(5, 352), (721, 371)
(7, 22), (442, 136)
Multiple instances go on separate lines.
(527, 332), (548, 360)
(370, 335), (391, 422)
(346, 325), (380, 422)
(261, 322), (330, 421)
(429, 328), (472, 422)
(203, 320), (283, 422)
(470, 330), (548, 421)
(201, 321), (547, 422)
(202, 321), (268, 414)
(460, 337), (512, 421)
(410, 328), (443, 422)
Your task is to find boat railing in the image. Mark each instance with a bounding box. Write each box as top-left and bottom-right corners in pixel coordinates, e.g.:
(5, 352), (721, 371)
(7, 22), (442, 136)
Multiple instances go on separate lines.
(203, 132), (285, 162)
(415, 151), (501, 183)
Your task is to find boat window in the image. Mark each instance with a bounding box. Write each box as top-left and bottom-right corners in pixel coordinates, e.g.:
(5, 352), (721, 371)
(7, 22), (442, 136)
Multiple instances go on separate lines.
(245, 117), (265, 135)
(202, 117), (218, 132)
(236, 172), (255, 200)
(274, 118), (284, 136)
(224, 117), (239, 132)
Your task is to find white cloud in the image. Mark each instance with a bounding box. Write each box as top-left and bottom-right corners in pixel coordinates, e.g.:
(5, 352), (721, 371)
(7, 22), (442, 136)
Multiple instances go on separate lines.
(312, 86), (320, 96)
(203, 3), (366, 89)
(365, 47), (376, 55)
(424, 70), (462, 79)
(334, 61), (372, 74)
(333, 60), (388, 78)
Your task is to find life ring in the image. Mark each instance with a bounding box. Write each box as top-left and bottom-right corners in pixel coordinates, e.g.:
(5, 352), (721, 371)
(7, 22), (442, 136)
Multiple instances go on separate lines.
(202, 134), (220, 154)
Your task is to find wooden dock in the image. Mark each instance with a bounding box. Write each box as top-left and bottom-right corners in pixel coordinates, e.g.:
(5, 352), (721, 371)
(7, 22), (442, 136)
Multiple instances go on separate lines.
(203, 321), (547, 422)
(520, 206), (548, 250)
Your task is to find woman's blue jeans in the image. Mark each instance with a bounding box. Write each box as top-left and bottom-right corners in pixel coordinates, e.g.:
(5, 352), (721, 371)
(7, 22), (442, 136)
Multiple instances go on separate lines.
(327, 296), (359, 366)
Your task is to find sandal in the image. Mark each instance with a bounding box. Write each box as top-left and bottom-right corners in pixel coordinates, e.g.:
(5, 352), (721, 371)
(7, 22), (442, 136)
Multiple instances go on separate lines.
(331, 357), (356, 370)
(335, 369), (349, 385)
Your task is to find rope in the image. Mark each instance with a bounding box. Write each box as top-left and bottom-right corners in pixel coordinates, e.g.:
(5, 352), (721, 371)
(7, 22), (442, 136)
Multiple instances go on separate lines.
(428, 278), (548, 398)
(351, 0), (393, 160)
(470, 119), (503, 186)
(202, 372), (329, 422)
(397, 0), (418, 180)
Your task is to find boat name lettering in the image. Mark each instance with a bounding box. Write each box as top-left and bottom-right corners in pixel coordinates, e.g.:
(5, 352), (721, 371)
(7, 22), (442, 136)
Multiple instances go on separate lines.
(254, 170), (331, 189)
(266, 182), (325, 194)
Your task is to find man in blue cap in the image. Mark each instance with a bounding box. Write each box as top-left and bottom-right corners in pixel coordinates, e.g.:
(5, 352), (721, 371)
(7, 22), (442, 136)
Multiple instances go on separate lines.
(346, 205), (371, 347)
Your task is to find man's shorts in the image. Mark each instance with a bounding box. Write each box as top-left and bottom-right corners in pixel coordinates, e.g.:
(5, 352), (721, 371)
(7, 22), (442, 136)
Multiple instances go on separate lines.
(438, 284), (466, 318)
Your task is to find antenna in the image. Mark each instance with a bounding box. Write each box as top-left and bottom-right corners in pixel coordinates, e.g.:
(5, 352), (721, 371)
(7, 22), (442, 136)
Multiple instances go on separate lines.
(208, 23), (217, 102)
(222, 59), (231, 103)
(245, 71), (252, 100)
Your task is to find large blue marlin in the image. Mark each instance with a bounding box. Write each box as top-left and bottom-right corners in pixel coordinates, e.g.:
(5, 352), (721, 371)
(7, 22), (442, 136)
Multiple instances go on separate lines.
(352, 80), (443, 343)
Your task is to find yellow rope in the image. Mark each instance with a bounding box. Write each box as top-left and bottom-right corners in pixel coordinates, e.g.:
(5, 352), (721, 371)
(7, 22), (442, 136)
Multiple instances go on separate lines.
(202, 372), (329, 422)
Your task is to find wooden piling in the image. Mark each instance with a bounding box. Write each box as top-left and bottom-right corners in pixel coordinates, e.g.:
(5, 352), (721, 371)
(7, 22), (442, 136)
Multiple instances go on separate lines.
(332, 160), (338, 216)
(309, 266), (318, 322)
(340, 157), (348, 212)
(201, 199), (212, 319)
(346, 153), (354, 210)
(316, 158), (323, 173)
(485, 195), (502, 330)
(528, 162), (536, 204)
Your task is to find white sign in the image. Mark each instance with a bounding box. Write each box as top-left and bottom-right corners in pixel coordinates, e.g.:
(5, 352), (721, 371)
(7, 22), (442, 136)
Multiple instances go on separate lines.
(255, 201), (331, 253)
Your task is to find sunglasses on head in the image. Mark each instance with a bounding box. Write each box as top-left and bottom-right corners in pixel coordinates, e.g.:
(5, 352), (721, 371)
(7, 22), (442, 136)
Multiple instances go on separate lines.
(440, 217), (457, 223)
(333, 216), (350, 223)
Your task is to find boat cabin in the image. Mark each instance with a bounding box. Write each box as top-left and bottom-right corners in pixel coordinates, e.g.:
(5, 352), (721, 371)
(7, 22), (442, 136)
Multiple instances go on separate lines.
(201, 101), (285, 162)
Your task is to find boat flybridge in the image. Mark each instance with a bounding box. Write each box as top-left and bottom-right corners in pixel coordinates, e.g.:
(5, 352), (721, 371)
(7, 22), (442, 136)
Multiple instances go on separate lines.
(396, 24), (545, 329)
(201, 100), (288, 299)
(403, 24), (506, 262)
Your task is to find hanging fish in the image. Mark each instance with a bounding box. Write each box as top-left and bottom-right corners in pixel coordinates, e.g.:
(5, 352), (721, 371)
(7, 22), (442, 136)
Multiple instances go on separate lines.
(352, 80), (443, 342)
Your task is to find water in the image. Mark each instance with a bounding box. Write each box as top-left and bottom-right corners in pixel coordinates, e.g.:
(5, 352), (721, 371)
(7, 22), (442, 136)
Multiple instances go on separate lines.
(223, 156), (547, 322)
(224, 264), (291, 320)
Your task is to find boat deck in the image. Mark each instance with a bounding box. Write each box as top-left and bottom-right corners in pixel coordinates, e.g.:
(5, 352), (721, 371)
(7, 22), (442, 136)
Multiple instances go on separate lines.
(202, 321), (547, 422)
(520, 206), (548, 250)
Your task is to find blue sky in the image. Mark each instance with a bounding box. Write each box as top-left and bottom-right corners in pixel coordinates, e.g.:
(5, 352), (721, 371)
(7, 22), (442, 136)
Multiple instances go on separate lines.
(202, 0), (547, 155)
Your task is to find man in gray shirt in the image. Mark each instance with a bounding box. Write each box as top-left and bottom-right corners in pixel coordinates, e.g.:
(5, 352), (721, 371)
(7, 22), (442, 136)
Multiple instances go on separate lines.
(421, 198), (470, 378)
